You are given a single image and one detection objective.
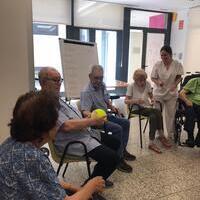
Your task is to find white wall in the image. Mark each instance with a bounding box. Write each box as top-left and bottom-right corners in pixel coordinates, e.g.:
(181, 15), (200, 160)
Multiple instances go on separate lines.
(0, 0), (34, 143)
(170, 10), (188, 68)
(32, 0), (71, 24)
(74, 0), (124, 29)
(184, 6), (200, 73)
(171, 8), (200, 74)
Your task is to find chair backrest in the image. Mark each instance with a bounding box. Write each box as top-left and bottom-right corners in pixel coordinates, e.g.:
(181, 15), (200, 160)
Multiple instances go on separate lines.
(182, 73), (200, 88)
(75, 99), (81, 111)
(127, 104), (142, 119)
(48, 140), (88, 163)
(48, 140), (62, 164)
(48, 139), (92, 178)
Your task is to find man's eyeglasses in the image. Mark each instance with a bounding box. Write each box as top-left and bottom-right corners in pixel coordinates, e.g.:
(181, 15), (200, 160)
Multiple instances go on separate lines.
(46, 77), (63, 84)
(93, 76), (103, 81)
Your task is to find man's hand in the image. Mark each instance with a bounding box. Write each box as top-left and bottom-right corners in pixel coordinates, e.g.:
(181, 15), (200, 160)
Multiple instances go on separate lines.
(185, 99), (193, 107)
(82, 110), (92, 118)
(90, 116), (106, 127)
(110, 105), (119, 114)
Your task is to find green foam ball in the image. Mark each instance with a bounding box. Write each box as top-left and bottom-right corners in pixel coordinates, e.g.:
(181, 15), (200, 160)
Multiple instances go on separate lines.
(91, 109), (107, 120)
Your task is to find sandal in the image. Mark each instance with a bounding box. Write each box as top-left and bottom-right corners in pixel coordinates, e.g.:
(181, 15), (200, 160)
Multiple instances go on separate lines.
(158, 136), (172, 148)
(148, 144), (162, 154)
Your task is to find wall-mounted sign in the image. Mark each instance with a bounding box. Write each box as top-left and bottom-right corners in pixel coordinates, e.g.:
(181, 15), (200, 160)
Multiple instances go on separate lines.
(179, 20), (184, 30)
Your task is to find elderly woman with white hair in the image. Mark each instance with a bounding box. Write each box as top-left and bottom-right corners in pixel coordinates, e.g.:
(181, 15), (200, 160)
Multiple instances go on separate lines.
(125, 69), (171, 153)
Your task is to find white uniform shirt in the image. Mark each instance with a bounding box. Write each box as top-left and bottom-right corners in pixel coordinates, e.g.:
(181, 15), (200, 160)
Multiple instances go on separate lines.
(151, 60), (184, 100)
(126, 81), (152, 108)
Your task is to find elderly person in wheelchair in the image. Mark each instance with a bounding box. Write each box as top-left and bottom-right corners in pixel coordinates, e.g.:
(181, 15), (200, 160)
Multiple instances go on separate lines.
(125, 69), (171, 153)
(179, 77), (200, 147)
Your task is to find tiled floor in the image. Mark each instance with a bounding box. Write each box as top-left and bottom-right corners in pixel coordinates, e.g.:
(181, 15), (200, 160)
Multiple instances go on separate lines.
(49, 117), (200, 200)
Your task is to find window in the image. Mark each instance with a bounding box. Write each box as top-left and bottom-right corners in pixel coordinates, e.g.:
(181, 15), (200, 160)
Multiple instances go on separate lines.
(130, 10), (168, 29)
(80, 29), (90, 42)
(95, 30), (117, 85)
(79, 28), (117, 84)
(33, 22), (66, 92)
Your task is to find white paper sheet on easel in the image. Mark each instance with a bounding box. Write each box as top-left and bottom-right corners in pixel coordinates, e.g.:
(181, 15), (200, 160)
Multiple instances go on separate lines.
(59, 39), (98, 99)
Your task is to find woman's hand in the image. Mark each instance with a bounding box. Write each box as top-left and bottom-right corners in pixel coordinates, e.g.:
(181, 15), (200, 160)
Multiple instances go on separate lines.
(137, 99), (145, 105)
(86, 176), (105, 193)
(169, 83), (177, 92)
(60, 180), (81, 193)
(158, 80), (164, 87)
(150, 98), (155, 106)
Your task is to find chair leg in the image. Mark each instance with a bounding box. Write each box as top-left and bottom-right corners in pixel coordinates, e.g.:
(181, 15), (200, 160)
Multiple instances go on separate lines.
(57, 163), (62, 176)
(139, 115), (143, 148)
(62, 163), (69, 177)
(86, 160), (91, 178)
(143, 119), (149, 134)
(57, 162), (69, 176)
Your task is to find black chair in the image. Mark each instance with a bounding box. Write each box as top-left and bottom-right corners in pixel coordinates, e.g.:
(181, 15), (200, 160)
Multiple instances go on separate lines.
(48, 139), (92, 178)
(127, 104), (149, 148)
(127, 101), (163, 149)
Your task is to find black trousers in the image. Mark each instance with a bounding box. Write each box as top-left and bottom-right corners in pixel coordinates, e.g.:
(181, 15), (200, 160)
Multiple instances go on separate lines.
(184, 103), (200, 139)
(87, 134), (120, 180)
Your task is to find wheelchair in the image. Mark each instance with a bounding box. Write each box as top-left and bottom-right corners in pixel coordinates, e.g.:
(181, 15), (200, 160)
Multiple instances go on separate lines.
(174, 73), (200, 146)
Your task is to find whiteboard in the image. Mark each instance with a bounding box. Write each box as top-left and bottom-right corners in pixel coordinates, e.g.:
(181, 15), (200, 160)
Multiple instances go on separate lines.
(59, 39), (98, 99)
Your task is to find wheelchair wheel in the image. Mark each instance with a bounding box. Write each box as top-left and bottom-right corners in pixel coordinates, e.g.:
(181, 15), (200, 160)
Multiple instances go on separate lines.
(174, 123), (181, 144)
(174, 112), (184, 145)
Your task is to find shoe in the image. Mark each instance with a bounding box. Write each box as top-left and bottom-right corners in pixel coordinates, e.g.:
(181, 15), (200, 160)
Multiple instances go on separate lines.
(117, 159), (132, 173)
(195, 131), (200, 147)
(185, 139), (195, 148)
(148, 144), (162, 154)
(92, 193), (107, 200)
(123, 149), (136, 161)
(158, 136), (172, 148)
(104, 180), (113, 188)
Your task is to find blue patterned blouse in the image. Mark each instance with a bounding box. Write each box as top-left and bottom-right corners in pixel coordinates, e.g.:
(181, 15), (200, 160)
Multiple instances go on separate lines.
(0, 137), (66, 200)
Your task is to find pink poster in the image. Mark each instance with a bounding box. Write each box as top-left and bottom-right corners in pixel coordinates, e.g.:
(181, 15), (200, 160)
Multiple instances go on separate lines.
(149, 14), (165, 29)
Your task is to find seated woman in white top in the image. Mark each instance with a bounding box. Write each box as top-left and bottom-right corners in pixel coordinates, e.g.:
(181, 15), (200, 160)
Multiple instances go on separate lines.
(125, 69), (171, 153)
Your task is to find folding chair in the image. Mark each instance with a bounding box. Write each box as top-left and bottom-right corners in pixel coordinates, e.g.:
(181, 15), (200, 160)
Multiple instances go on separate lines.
(48, 139), (92, 178)
(127, 104), (149, 148)
(127, 101), (163, 149)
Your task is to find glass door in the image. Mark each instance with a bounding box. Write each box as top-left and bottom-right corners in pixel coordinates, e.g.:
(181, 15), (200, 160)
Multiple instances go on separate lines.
(145, 32), (165, 83)
(128, 29), (143, 83)
(124, 8), (172, 83)
(128, 30), (165, 83)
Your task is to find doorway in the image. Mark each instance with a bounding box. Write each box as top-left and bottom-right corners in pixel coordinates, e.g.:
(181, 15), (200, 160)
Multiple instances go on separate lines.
(123, 8), (172, 83)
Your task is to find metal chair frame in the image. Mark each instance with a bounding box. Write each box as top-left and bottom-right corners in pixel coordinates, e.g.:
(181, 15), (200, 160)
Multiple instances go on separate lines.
(48, 140), (92, 178)
(127, 101), (163, 149)
(127, 104), (148, 148)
